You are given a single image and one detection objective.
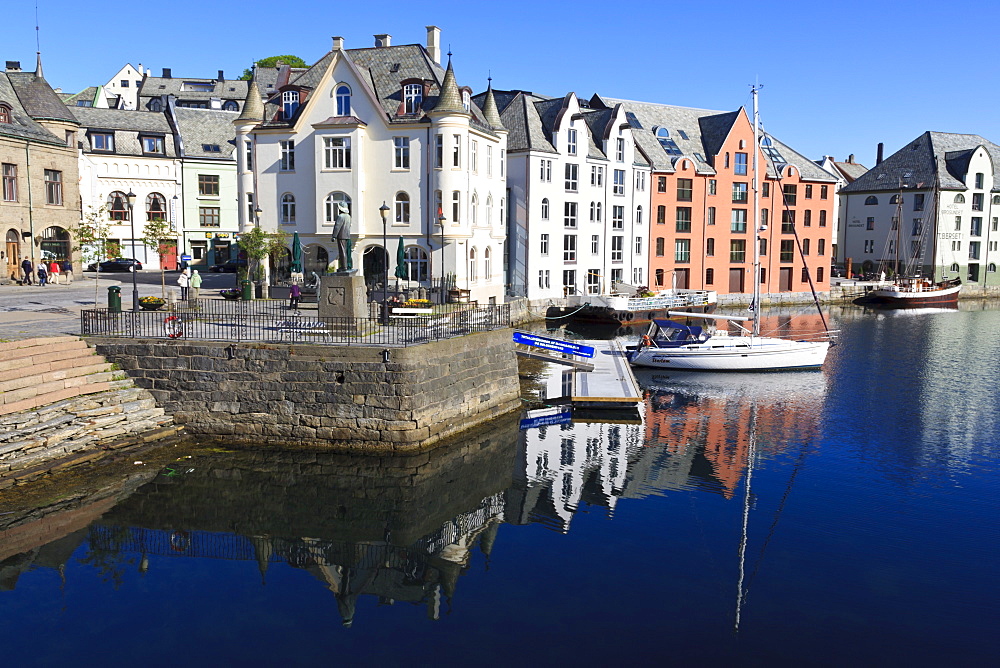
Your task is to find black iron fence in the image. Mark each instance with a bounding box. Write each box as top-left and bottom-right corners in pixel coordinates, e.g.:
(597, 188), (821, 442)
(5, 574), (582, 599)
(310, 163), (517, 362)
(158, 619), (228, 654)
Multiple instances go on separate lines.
(80, 302), (511, 347)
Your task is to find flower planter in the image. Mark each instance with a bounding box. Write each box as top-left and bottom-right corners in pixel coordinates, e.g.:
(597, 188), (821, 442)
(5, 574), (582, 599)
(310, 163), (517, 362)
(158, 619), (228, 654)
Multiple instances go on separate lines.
(221, 293), (240, 300)
(139, 302), (165, 311)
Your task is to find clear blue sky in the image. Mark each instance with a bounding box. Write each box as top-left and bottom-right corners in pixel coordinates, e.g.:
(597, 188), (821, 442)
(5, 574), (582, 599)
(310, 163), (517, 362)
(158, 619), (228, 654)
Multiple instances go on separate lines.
(5, 0), (999, 167)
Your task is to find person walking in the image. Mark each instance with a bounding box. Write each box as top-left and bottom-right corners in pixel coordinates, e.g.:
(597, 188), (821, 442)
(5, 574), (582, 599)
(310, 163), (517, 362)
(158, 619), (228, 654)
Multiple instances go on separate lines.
(190, 269), (202, 301)
(37, 262), (48, 286)
(177, 268), (190, 300)
(62, 259), (73, 284)
(48, 259), (61, 285)
(289, 283), (302, 309)
(21, 257), (32, 285)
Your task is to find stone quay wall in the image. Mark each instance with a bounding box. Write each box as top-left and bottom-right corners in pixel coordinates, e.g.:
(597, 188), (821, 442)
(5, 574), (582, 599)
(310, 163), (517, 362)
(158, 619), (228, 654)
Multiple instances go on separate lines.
(89, 328), (521, 451)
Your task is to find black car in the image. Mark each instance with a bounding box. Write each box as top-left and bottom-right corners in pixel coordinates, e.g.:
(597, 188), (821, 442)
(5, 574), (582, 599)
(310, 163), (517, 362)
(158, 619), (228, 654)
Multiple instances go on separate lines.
(87, 258), (143, 272)
(210, 259), (248, 273)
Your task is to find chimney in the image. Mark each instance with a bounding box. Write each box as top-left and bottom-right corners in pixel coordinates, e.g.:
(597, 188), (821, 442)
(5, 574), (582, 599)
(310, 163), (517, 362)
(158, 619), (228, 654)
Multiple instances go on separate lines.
(162, 67), (172, 78)
(218, 70), (224, 82)
(876, 143), (884, 165)
(374, 33), (391, 48)
(332, 36), (344, 51)
(848, 154), (854, 164)
(426, 25), (441, 64)
(5, 61), (21, 72)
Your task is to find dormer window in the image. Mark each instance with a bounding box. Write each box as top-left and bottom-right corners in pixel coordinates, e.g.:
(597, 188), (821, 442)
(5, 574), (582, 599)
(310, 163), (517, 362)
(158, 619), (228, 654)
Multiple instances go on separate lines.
(653, 127), (681, 155)
(141, 135), (165, 154)
(462, 90), (471, 113)
(91, 132), (114, 152)
(0, 104), (11, 124)
(222, 100), (238, 112)
(403, 83), (422, 114)
(282, 90), (300, 119)
(335, 84), (351, 116)
(148, 99), (162, 112)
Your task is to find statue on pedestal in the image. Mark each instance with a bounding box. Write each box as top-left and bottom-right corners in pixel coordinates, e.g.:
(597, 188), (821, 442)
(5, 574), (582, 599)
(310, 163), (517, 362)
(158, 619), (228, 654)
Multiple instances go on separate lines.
(331, 202), (354, 273)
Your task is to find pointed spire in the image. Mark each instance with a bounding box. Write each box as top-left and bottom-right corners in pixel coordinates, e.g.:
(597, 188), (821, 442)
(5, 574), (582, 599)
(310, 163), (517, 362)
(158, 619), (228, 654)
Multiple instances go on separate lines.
(35, 52), (44, 80)
(237, 80), (264, 122)
(480, 78), (503, 130)
(433, 54), (466, 114)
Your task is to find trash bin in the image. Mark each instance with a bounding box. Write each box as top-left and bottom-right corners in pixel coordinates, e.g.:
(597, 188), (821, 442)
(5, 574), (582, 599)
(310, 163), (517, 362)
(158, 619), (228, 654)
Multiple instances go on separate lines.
(240, 279), (252, 301)
(108, 285), (122, 313)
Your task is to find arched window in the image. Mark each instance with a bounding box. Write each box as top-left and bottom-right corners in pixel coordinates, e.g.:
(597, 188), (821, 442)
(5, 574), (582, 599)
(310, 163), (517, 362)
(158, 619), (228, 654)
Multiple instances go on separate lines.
(636, 205), (643, 225)
(865, 195), (879, 205)
(954, 193), (966, 204)
(403, 246), (429, 281)
(469, 247), (477, 282)
(596, 202), (602, 222)
(403, 83), (422, 114)
(486, 195), (493, 226)
(541, 198), (550, 220)
(108, 191), (129, 220)
(282, 90), (299, 119)
(324, 192), (351, 223)
(652, 126), (681, 155)
(950, 263), (960, 272)
(280, 193), (296, 224)
(988, 263), (997, 272)
(148, 98), (162, 112)
(335, 84), (351, 116)
(395, 192), (410, 223)
(145, 192), (166, 221)
(0, 104), (12, 123)
(484, 247), (492, 279)
(222, 100), (239, 112)
(471, 193), (479, 226)
(890, 194), (902, 204)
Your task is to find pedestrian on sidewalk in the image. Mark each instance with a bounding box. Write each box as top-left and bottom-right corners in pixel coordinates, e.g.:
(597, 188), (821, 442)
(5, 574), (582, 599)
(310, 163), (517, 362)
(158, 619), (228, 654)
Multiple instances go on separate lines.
(48, 260), (61, 284)
(21, 257), (32, 285)
(289, 283), (301, 309)
(177, 267), (190, 300)
(62, 259), (73, 284)
(37, 262), (48, 286)
(190, 269), (202, 301)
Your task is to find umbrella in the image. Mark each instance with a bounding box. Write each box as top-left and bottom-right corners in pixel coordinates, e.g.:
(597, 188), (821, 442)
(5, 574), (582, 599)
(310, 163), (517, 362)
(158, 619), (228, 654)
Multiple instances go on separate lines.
(393, 236), (408, 281)
(290, 232), (302, 273)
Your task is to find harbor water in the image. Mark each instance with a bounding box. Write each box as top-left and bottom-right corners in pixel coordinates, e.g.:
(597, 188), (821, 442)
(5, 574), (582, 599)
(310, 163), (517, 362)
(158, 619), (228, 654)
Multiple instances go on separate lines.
(1, 304), (998, 666)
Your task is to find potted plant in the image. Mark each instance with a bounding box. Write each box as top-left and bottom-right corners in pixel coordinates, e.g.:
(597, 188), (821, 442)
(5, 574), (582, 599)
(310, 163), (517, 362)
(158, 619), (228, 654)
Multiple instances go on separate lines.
(220, 288), (241, 300)
(139, 296), (166, 310)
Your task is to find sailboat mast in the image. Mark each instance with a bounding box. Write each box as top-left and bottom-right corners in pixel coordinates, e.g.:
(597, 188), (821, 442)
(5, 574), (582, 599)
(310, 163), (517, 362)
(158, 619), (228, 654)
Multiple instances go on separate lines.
(751, 86), (761, 338)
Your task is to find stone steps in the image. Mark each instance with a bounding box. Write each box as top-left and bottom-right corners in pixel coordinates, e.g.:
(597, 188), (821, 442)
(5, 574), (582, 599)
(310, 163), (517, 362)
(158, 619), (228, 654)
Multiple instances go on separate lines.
(0, 337), (117, 417)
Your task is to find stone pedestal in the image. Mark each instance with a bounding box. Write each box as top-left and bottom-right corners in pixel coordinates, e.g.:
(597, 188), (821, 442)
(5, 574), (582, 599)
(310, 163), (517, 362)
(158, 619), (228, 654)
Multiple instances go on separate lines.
(318, 274), (372, 334)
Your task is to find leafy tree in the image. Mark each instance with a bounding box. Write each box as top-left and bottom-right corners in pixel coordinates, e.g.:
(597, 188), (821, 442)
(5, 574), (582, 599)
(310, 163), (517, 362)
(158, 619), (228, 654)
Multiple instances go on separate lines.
(240, 56), (308, 80)
(237, 227), (288, 299)
(141, 218), (177, 297)
(73, 205), (113, 302)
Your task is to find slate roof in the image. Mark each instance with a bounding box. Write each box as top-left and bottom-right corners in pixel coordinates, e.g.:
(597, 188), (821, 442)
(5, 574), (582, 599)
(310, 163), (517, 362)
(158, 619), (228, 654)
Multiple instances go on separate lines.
(5, 70), (79, 124)
(842, 131), (1000, 193)
(73, 106), (178, 157)
(833, 160), (868, 183)
(0, 72), (67, 145)
(60, 86), (99, 107)
(138, 76), (248, 110)
(253, 65), (308, 98)
(172, 107), (237, 159)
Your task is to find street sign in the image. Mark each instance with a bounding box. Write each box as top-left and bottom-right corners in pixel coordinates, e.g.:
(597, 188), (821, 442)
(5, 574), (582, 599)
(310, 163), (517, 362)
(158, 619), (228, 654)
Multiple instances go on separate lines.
(519, 408), (572, 430)
(513, 331), (595, 358)
(180, 254), (192, 262)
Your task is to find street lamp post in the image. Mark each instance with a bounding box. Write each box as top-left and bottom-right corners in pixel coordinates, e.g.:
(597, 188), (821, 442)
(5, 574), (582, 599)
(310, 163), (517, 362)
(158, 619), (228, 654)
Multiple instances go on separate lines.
(379, 201), (390, 323)
(437, 213), (446, 305)
(126, 190), (139, 311)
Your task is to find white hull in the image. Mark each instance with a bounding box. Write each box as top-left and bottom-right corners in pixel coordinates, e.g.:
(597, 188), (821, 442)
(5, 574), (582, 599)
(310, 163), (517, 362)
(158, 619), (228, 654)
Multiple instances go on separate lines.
(629, 336), (830, 371)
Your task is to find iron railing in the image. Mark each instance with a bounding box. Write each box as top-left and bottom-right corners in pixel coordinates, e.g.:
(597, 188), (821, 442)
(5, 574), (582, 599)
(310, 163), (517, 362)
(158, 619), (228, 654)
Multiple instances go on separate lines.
(81, 302), (511, 347)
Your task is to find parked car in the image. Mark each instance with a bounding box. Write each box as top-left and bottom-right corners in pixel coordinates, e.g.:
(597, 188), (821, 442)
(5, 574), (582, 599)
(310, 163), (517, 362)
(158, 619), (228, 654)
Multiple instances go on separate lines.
(87, 258), (143, 272)
(830, 264), (845, 278)
(210, 259), (248, 273)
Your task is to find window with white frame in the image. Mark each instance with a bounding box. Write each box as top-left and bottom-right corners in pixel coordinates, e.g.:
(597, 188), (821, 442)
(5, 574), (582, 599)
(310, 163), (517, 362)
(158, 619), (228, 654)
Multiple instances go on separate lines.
(324, 192), (351, 224)
(540, 159), (552, 182)
(469, 247), (478, 281)
(567, 128), (578, 155)
(675, 239), (691, 263)
(635, 172), (646, 191)
(452, 191), (461, 222)
(635, 236), (642, 255)
(395, 192), (410, 223)
(44, 170), (62, 205)
(393, 137), (410, 169)
(539, 269), (549, 288)
(323, 137), (351, 169)
(403, 246), (428, 281)
(613, 170), (625, 195)
(562, 269), (576, 293)
(434, 134), (443, 168)
(616, 138), (625, 162)
(452, 134), (461, 167)
(633, 267), (643, 284)
(404, 84), (422, 114)
(280, 141), (295, 171)
(565, 163), (578, 191)
(471, 140), (478, 172)
(591, 235), (600, 254)
(563, 235), (577, 262)
(484, 247), (491, 279)
(611, 236), (623, 262)
(282, 91), (299, 119)
(486, 145), (493, 177)
(244, 139), (253, 170)
(500, 149), (505, 177)
(612, 205), (624, 230)
(564, 202), (578, 228)
(591, 165), (604, 187)
(540, 233), (549, 255)
(485, 196), (493, 226)
(636, 205), (643, 225)
(280, 193), (296, 224)
(541, 198), (550, 220)
(335, 84), (351, 116)
(471, 193), (479, 226)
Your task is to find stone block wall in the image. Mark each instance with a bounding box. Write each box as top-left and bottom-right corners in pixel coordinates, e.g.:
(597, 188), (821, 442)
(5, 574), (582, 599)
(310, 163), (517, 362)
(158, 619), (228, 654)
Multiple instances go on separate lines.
(90, 328), (521, 451)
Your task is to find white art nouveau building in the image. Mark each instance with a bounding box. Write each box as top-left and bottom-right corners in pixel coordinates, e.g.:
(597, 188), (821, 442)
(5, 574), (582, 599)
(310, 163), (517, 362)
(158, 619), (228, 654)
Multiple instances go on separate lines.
(236, 28), (508, 304)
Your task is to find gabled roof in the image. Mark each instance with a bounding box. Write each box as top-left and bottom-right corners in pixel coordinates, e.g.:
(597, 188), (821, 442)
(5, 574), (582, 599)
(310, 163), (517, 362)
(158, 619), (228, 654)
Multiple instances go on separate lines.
(0, 72), (67, 145)
(832, 160), (868, 183)
(172, 107), (237, 159)
(842, 131), (1000, 193)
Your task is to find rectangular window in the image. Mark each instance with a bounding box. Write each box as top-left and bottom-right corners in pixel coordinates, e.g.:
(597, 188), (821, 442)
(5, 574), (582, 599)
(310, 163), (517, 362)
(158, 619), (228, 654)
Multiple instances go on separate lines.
(540, 159), (552, 182)
(91, 132), (114, 151)
(655, 237), (665, 256)
(912, 218), (922, 236)
(635, 236), (642, 255)
(633, 267), (643, 285)
(563, 270), (576, 293)
(611, 268), (623, 284)
(677, 178), (693, 202)
(452, 191), (461, 223)
(805, 184), (813, 199)
(611, 236), (623, 262)
(914, 193), (925, 211)
(564, 202), (578, 228)
(471, 139), (478, 172)
(819, 210), (827, 227)
(971, 217), (983, 236)
(972, 193), (984, 211)
(613, 169), (625, 195)
(616, 138), (625, 162)
(656, 205), (666, 224)
(586, 269), (601, 294)
(141, 135), (164, 154)
(759, 238), (767, 256)
(780, 239), (795, 262)
(280, 141), (295, 171)
(199, 206), (220, 227)
(612, 206), (624, 230)
(540, 234), (549, 255)
(393, 136), (410, 169)
(2, 163), (16, 202)
(244, 139), (253, 170)
(730, 240), (746, 263)
(675, 207), (692, 232)
(969, 241), (981, 260)
(802, 238), (811, 255)
(675, 239), (691, 263)
(706, 268), (715, 285)
(762, 182), (770, 198)
(635, 172), (646, 191)
(782, 210), (796, 233)
(955, 216), (962, 231)
(487, 145), (493, 177)
(500, 149), (505, 177)
(657, 176), (667, 193)
(818, 239), (826, 256)
(707, 206), (716, 225)
(564, 234), (577, 262)
(993, 217), (998, 232)
(591, 165), (604, 187)
(566, 129), (577, 156)
(975, 173), (984, 189)
(565, 163), (578, 191)
(866, 216), (875, 230)
(708, 179), (717, 196)
(452, 134), (461, 168)
(44, 169), (62, 205)
(706, 238), (715, 256)
(731, 209), (747, 233)
(591, 235), (600, 254)
(821, 185), (829, 199)
(732, 182), (748, 203)
(734, 152), (748, 175)
(434, 134), (443, 168)
(761, 208), (769, 228)
(198, 174), (220, 196)
(783, 184), (797, 205)
(804, 210), (812, 226)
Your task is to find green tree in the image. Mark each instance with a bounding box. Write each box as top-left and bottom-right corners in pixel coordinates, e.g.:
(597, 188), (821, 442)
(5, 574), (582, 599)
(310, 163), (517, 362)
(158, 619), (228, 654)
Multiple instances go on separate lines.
(237, 227), (288, 299)
(240, 55), (308, 80)
(141, 218), (177, 298)
(73, 205), (113, 302)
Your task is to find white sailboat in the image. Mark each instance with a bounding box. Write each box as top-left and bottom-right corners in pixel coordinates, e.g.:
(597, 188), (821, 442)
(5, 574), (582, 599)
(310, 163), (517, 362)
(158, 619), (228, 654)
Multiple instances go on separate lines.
(628, 87), (834, 372)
